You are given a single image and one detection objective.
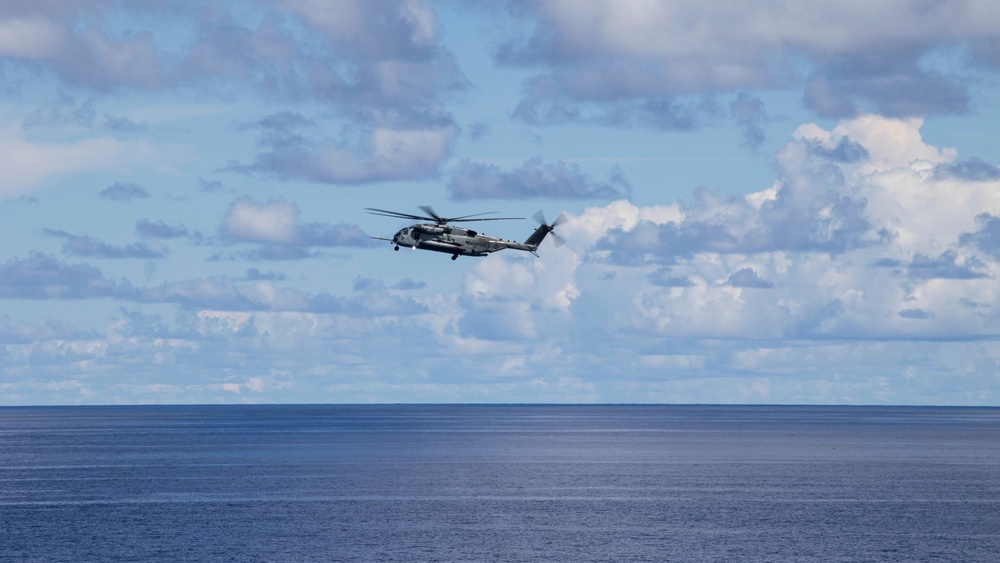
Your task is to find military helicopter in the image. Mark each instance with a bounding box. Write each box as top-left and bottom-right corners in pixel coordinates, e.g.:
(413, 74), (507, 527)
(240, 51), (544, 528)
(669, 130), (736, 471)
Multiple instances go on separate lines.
(367, 206), (565, 260)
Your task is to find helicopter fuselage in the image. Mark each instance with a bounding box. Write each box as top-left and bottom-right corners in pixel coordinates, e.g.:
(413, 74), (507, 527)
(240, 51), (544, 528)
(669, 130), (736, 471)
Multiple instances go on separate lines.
(390, 223), (535, 258)
(366, 207), (559, 260)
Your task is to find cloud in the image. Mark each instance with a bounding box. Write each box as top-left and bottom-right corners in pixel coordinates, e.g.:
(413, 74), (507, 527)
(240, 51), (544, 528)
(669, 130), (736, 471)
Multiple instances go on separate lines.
(244, 268), (286, 282)
(99, 181), (149, 202)
(23, 93), (147, 131)
(511, 81), (721, 130)
(0, 253), (127, 299)
(222, 197), (300, 245)
(802, 62), (971, 118)
(458, 244), (581, 341)
(353, 277), (388, 292)
(0, 13), (68, 60)
(283, 0), (439, 61)
(43, 229), (167, 259)
(0, 126), (157, 198)
(138, 276), (427, 317)
(353, 276), (427, 292)
(221, 376), (265, 394)
(196, 178), (228, 193)
(238, 114), (460, 184)
(730, 92), (767, 150)
(598, 182), (874, 264)
(282, 1), (469, 116)
(0, 251), (426, 322)
(726, 267), (773, 288)
(394, 278), (426, 291)
(300, 221), (374, 247)
(933, 157), (1000, 182)
(0, 313), (86, 345)
(0, 2), (463, 101)
(567, 114), (1000, 344)
(496, 2), (1000, 123)
(135, 219), (189, 239)
(649, 267), (694, 287)
(875, 251), (989, 280)
(1, 2), (466, 185)
(593, 114), (984, 265)
(219, 196), (376, 259)
(899, 308), (934, 320)
(447, 158), (630, 200)
(960, 213), (1000, 260)
(138, 277), (267, 311)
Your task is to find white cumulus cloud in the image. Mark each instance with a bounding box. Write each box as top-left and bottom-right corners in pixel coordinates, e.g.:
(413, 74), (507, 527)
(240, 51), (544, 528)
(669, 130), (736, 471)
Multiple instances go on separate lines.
(222, 197), (300, 244)
(0, 125), (159, 198)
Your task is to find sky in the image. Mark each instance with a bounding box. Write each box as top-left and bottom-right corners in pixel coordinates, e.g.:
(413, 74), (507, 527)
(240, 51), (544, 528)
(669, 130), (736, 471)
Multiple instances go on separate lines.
(4, 1), (1000, 405)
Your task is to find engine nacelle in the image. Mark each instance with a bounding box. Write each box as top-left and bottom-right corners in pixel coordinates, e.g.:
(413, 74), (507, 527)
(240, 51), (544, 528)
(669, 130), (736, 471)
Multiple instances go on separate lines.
(414, 225), (448, 235)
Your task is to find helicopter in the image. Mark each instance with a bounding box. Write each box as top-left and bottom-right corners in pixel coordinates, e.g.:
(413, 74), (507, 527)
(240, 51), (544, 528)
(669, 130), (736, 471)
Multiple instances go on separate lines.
(366, 206), (565, 260)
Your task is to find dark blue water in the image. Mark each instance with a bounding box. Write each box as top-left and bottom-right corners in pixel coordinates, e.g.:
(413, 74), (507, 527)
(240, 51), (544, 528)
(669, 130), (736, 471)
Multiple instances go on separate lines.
(2, 405), (998, 562)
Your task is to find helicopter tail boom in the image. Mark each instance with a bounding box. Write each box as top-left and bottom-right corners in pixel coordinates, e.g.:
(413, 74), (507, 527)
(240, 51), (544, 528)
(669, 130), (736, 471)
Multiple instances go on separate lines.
(522, 224), (551, 248)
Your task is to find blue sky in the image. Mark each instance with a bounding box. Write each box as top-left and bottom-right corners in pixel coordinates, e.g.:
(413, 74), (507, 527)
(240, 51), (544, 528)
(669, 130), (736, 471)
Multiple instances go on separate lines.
(4, 1), (1000, 405)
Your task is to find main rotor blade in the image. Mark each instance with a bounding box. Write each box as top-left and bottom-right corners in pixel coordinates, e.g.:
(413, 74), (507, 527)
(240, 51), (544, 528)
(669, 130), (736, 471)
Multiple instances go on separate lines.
(429, 208), (524, 223)
(448, 211), (497, 221)
(419, 206), (445, 223)
(365, 208), (435, 222)
(367, 206), (523, 224)
(448, 216), (525, 223)
(424, 209), (524, 223)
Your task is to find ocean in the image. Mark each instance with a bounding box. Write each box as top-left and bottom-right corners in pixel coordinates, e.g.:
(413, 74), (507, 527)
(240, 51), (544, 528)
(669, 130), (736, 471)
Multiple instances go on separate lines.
(1, 405), (998, 562)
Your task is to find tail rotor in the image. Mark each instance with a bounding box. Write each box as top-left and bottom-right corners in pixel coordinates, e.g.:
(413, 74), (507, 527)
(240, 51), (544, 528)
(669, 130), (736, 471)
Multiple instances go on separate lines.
(532, 211), (567, 248)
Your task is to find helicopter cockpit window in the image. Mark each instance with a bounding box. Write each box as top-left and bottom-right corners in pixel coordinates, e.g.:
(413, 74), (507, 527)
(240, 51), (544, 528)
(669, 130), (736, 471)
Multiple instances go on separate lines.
(467, 230), (477, 237)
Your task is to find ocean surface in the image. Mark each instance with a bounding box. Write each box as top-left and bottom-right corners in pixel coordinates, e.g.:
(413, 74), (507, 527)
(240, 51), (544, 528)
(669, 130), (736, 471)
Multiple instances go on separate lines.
(1, 405), (998, 562)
